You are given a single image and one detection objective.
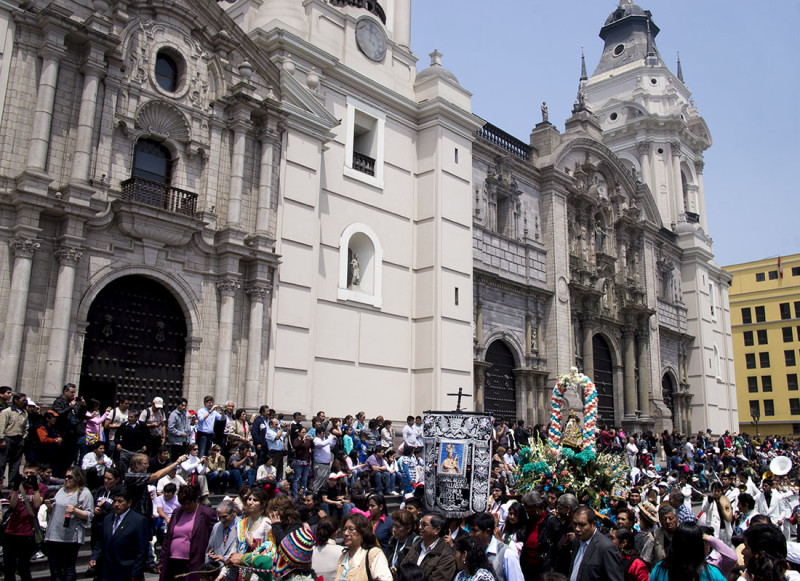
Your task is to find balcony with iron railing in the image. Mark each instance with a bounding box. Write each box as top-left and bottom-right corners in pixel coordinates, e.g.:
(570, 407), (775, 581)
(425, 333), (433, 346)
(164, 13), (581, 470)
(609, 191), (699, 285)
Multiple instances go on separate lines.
(329, 0), (386, 23)
(120, 176), (198, 216)
(476, 122), (531, 161)
(352, 151), (376, 176)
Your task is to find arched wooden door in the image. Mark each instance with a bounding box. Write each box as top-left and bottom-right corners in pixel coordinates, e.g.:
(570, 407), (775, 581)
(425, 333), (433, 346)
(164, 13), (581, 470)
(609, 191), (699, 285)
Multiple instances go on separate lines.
(79, 276), (187, 410)
(484, 341), (517, 421)
(592, 334), (615, 425)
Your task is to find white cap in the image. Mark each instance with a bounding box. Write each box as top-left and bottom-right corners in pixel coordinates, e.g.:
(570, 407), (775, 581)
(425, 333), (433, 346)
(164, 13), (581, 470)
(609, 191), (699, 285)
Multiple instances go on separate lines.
(153, 397), (164, 409)
(26, 397), (37, 407)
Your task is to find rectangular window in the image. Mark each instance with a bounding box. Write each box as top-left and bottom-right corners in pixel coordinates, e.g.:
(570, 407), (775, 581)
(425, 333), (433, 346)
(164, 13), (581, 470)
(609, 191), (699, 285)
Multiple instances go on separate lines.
(789, 374), (799, 391)
(755, 306), (766, 323)
(769, 270), (779, 280)
(757, 329), (768, 345)
(741, 308), (752, 324)
(344, 97), (386, 188)
(709, 281), (716, 319)
(749, 400), (760, 417)
(760, 352), (770, 368)
(780, 303), (792, 320)
(795, 301), (800, 318)
(755, 272), (766, 282)
(786, 350), (797, 367)
(793, 266), (800, 276)
(762, 376), (773, 392)
(746, 353), (756, 369)
(764, 399), (775, 416)
(748, 376), (758, 393)
(744, 331), (754, 346)
(791, 399), (800, 415)
(784, 327), (794, 343)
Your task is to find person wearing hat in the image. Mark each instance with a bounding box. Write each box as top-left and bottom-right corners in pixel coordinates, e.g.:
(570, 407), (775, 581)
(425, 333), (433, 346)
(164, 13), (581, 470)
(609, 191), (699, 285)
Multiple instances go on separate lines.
(141, 397), (167, 458)
(603, 485), (628, 525)
(35, 409), (63, 469)
(321, 471), (353, 521)
(633, 501), (658, 568)
(227, 524), (318, 581)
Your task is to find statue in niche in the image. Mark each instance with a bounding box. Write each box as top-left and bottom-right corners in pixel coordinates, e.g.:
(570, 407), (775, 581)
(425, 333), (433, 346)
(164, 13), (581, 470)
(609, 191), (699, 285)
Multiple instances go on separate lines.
(602, 281), (609, 309)
(595, 223), (607, 251)
(541, 101), (549, 123)
(348, 250), (361, 287)
(531, 326), (538, 353)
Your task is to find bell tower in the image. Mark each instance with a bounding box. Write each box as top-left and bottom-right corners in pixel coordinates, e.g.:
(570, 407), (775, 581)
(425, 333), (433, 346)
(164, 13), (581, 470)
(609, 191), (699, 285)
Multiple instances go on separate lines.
(582, 1), (738, 434)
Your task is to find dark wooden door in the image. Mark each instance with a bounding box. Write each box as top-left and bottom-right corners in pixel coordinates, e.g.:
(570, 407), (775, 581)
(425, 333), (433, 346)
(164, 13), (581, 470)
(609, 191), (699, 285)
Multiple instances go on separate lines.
(484, 341), (517, 421)
(79, 276), (187, 411)
(662, 373), (675, 419)
(592, 334), (615, 425)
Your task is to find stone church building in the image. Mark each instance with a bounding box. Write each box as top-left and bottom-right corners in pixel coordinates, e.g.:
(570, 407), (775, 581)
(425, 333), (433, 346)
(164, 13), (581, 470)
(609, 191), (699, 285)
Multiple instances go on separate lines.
(0, 0), (737, 433)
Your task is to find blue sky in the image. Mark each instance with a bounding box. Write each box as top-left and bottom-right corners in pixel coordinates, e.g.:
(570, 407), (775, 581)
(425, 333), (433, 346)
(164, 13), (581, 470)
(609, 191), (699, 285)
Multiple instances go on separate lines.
(410, 1), (799, 267)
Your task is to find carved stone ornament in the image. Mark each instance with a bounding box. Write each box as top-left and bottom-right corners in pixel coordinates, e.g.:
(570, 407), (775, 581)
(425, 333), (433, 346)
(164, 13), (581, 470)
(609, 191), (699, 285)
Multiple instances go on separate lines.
(55, 247), (84, 266)
(135, 100), (191, 144)
(216, 279), (241, 296)
(246, 286), (271, 302)
(9, 238), (40, 258)
(422, 412), (493, 517)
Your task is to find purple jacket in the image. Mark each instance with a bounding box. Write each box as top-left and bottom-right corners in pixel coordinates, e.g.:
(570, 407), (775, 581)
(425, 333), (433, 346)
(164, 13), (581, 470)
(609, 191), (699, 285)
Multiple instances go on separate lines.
(159, 504), (218, 581)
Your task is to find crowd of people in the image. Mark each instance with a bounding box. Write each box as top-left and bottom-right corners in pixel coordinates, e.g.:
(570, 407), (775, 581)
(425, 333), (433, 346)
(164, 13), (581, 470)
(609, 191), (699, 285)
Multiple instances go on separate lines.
(2, 383), (800, 581)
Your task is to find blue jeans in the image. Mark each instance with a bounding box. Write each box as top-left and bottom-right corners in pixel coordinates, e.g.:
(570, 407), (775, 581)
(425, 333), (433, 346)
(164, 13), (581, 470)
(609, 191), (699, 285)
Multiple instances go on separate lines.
(231, 467), (255, 488)
(372, 471), (390, 494)
(196, 432), (214, 459)
(322, 501), (354, 521)
(292, 460), (310, 497)
(207, 470), (231, 492)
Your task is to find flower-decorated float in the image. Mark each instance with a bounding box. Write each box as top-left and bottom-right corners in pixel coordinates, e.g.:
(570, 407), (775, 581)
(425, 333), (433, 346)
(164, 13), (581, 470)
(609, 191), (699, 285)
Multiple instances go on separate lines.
(511, 367), (629, 507)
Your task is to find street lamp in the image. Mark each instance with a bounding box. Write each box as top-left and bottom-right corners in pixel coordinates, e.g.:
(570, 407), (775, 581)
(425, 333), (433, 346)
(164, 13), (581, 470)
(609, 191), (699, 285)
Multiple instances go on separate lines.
(751, 409), (760, 437)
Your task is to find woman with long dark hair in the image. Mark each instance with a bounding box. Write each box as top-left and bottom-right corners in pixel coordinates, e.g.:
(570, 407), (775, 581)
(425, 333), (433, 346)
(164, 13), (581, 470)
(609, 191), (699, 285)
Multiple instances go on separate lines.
(611, 527), (648, 581)
(498, 501), (527, 549)
(649, 522), (725, 581)
(454, 535), (496, 581)
(366, 493), (394, 548)
(742, 523), (788, 581)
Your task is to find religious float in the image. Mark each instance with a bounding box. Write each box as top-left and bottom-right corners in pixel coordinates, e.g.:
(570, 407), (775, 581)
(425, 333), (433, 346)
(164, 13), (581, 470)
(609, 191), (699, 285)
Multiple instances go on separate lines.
(512, 368), (629, 507)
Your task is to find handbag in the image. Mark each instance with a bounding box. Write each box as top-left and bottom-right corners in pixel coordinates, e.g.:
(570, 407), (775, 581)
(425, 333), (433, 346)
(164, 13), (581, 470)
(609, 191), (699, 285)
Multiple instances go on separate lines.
(18, 484), (44, 545)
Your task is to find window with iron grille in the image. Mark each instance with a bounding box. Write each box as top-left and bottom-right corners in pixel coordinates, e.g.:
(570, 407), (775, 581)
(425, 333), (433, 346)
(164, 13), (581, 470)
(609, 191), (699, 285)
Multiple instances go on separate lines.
(762, 376), (773, 392)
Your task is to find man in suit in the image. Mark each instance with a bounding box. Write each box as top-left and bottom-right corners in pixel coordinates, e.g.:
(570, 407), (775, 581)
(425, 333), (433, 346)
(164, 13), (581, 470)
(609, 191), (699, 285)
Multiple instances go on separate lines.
(89, 487), (150, 581)
(206, 499), (241, 581)
(401, 513), (457, 581)
(568, 505), (623, 581)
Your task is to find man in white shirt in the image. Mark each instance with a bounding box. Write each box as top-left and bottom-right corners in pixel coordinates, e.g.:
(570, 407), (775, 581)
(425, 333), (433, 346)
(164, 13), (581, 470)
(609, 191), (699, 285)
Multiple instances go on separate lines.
(196, 395), (222, 458)
(402, 416), (417, 449)
(468, 512), (524, 581)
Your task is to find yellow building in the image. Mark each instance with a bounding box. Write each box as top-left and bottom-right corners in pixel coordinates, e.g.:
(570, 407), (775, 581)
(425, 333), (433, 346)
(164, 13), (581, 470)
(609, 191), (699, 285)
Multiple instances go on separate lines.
(727, 254), (800, 435)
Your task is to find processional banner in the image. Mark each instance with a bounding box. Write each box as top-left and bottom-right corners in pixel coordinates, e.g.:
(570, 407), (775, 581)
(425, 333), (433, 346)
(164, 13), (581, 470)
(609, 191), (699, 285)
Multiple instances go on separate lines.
(422, 411), (492, 518)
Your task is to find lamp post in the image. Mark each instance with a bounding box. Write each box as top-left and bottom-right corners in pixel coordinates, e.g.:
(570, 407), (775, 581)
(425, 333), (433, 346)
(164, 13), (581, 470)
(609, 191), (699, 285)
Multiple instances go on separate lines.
(751, 409), (760, 437)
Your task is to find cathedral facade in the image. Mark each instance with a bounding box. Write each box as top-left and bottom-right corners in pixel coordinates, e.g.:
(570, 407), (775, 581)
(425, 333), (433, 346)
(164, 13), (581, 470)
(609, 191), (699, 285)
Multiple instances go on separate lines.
(0, 0), (737, 432)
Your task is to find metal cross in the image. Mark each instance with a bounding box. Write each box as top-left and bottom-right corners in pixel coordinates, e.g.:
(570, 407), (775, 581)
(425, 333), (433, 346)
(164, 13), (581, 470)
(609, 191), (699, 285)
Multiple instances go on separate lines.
(447, 387), (471, 412)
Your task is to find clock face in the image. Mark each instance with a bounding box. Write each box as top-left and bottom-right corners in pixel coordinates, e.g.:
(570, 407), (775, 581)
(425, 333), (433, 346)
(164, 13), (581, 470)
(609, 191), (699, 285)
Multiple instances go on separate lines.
(355, 18), (387, 62)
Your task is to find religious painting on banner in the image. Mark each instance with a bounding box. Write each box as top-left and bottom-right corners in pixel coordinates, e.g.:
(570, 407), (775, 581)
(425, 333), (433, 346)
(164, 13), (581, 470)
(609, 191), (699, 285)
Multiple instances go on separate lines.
(422, 411), (493, 517)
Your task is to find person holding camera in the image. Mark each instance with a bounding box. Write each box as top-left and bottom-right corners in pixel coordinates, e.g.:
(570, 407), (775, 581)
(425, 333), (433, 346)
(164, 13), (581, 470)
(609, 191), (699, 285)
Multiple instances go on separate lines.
(2, 461), (47, 581)
(266, 418), (288, 481)
(195, 395), (222, 459)
(311, 426), (337, 495)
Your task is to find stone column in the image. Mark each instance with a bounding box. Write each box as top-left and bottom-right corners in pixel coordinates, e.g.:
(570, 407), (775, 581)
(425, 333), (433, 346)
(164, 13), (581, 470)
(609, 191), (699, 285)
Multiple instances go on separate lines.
(636, 327), (651, 417)
(0, 239), (40, 386)
(524, 314), (532, 358)
(244, 285), (270, 409)
(582, 320), (594, 376)
(43, 247), (83, 398)
(70, 49), (106, 182)
(28, 34), (66, 171)
(393, 0), (411, 49)
(637, 141), (651, 189)
(623, 326), (637, 417)
(474, 361), (491, 413)
(226, 111), (251, 226)
(670, 141), (683, 221)
(214, 279), (240, 403)
(694, 160), (708, 232)
(255, 132), (276, 233)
